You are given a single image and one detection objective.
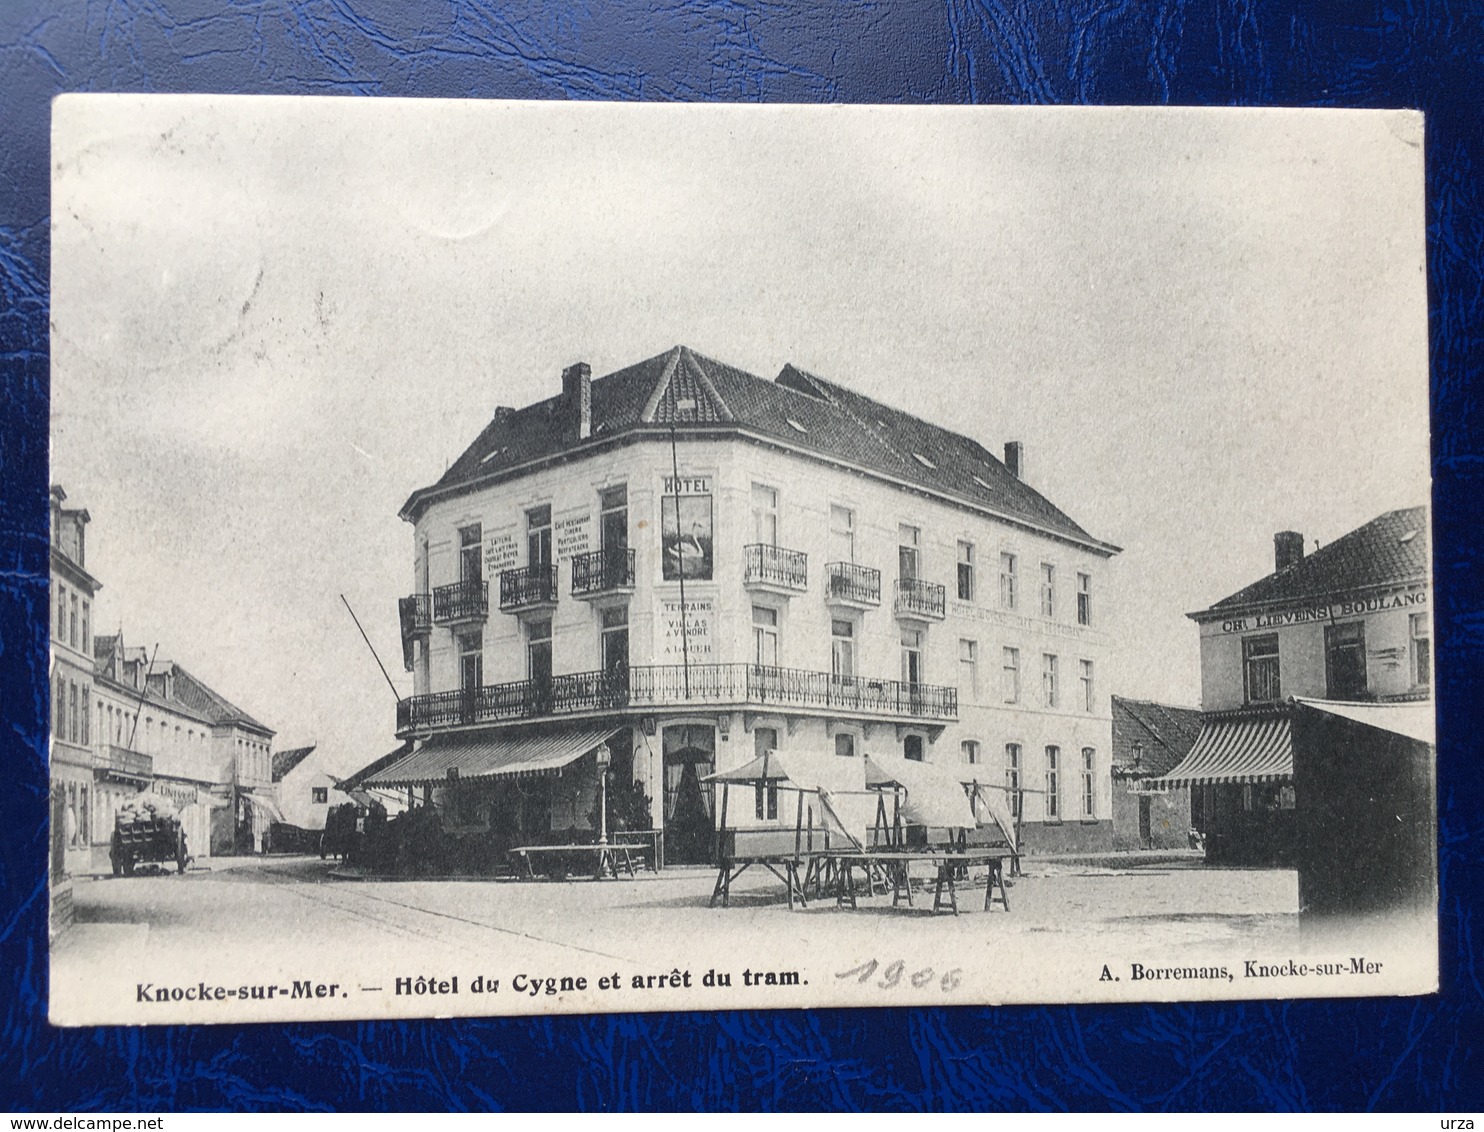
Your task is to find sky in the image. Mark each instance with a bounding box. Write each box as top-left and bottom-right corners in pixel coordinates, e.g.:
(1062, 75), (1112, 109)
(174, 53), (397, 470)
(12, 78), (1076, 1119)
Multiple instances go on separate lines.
(49, 98), (1430, 777)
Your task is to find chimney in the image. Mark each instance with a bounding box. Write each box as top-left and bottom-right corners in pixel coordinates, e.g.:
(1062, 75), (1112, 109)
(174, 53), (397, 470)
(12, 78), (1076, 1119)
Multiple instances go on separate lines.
(1274, 530), (1305, 572)
(1004, 441), (1024, 480)
(562, 362), (592, 440)
(492, 405), (515, 425)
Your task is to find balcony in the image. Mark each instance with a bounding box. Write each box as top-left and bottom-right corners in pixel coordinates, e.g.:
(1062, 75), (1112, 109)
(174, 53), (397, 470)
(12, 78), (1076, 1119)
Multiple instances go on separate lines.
(743, 544), (808, 594)
(500, 564), (560, 613)
(825, 562), (881, 609)
(894, 577), (947, 621)
(432, 579), (488, 625)
(571, 547), (636, 599)
(398, 593), (432, 671)
(396, 663), (957, 734)
(94, 745), (153, 783)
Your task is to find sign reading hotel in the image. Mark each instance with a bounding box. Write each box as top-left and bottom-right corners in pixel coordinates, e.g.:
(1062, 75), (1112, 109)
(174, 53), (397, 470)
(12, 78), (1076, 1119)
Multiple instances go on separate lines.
(484, 526), (519, 574)
(660, 473), (713, 582)
(1218, 589), (1427, 633)
(660, 596), (714, 660)
(554, 510), (592, 561)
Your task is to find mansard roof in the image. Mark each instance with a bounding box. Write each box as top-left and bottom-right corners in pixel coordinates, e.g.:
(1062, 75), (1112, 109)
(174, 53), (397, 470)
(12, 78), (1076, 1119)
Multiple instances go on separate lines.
(401, 346), (1116, 554)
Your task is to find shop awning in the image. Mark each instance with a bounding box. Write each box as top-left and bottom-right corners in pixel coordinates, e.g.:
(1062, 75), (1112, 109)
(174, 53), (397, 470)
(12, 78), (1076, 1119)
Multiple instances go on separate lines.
(1291, 697), (1435, 745)
(365, 726), (621, 788)
(1148, 713), (1293, 788)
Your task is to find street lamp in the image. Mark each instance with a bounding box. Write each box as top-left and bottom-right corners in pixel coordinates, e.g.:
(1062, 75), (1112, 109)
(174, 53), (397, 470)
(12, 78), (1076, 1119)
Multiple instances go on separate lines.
(595, 743), (612, 846)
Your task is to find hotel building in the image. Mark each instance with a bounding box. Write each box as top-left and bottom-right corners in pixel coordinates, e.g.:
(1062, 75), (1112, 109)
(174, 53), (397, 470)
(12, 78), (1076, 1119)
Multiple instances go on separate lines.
(373, 347), (1120, 862)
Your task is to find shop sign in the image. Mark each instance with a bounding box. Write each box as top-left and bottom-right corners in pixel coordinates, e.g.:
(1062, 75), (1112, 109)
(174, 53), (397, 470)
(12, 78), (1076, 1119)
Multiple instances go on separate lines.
(660, 473), (713, 581)
(1219, 588), (1427, 634)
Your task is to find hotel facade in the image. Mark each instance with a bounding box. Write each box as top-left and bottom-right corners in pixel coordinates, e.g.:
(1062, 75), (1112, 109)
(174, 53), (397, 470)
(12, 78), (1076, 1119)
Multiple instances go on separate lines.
(375, 348), (1120, 862)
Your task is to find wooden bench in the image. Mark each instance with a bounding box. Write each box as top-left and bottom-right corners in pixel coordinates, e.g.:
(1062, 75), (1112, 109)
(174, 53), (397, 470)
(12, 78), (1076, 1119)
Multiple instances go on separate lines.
(509, 843), (638, 881)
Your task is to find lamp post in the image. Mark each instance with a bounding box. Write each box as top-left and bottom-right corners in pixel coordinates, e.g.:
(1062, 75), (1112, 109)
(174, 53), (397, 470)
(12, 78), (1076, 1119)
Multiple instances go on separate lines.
(595, 742), (612, 846)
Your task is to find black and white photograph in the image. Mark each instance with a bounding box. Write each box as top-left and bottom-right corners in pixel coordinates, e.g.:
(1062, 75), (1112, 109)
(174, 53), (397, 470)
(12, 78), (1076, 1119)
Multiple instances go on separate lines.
(46, 97), (1435, 1025)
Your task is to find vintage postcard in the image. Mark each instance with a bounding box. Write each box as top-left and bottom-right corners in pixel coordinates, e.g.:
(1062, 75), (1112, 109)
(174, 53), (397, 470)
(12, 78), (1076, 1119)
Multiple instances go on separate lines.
(47, 97), (1435, 1025)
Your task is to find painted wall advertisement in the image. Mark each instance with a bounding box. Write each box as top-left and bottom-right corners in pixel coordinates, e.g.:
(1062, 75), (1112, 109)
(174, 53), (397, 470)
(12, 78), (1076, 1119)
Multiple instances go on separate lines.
(659, 596), (714, 661)
(555, 510), (592, 561)
(660, 474), (713, 581)
(484, 526), (518, 575)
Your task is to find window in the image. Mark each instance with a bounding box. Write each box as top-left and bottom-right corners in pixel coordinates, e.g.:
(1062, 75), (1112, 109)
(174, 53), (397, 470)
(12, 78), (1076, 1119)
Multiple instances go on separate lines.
(898, 524), (920, 581)
(1040, 563), (1055, 618)
(458, 523), (482, 583)
(70, 593), (78, 649)
(1042, 653), (1059, 708)
(831, 619), (856, 681)
(458, 630), (483, 690)
(526, 506), (552, 568)
(1000, 552), (1017, 609)
(1325, 621), (1368, 700)
(957, 541), (975, 601)
(751, 484), (778, 546)
(56, 584), (65, 639)
(82, 601), (90, 654)
(1079, 659), (1095, 712)
(829, 505), (856, 563)
(754, 780), (778, 820)
(959, 639), (979, 699)
(903, 734), (924, 762)
(599, 485), (628, 551)
(1002, 647), (1021, 704)
(81, 687), (90, 746)
(752, 605), (779, 667)
(901, 628), (923, 685)
(1411, 612), (1431, 688)
(834, 732), (857, 759)
(962, 739), (981, 766)
(1077, 572), (1092, 626)
(70, 681), (79, 744)
(1243, 634), (1281, 703)
(1005, 743), (1022, 818)
(312, 787), (328, 805)
(1081, 748), (1096, 818)
(601, 606), (629, 673)
(526, 619), (552, 684)
(1045, 746), (1061, 819)
(53, 674), (64, 740)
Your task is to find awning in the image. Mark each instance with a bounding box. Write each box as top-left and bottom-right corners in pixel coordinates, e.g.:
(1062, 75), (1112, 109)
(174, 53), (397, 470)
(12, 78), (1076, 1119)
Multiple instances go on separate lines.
(365, 726), (621, 788)
(1149, 713), (1292, 788)
(241, 793), (285, 824)
(960, 778), (1019, 852)
(1291, 697), (1435, 746)
(862, 755), (977, 828)
(703, 751), (795, 785)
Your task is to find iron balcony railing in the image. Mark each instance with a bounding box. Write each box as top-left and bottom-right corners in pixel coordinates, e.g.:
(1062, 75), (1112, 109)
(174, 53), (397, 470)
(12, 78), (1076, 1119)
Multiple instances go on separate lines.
(499, 564), (560, 611)
(743, 544), (808, 591)
(432, 579), (488, 624)
(571, 547), (637, 596)
(894, 577), (947, 619)
(95, 745), (153, 780)
(396, 663), (957, 732)
(825, 561), (882, 605)
(399, 593), (433, 635)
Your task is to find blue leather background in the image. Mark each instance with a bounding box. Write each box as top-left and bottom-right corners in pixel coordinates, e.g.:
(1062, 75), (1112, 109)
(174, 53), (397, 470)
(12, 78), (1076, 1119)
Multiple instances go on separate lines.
(2, 0), (1480, 1111)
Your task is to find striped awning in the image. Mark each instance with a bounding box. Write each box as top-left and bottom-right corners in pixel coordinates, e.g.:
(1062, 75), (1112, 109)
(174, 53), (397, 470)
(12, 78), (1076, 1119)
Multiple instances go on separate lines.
(365, 726), (621, 788)
(1149, 714), (1293, 788)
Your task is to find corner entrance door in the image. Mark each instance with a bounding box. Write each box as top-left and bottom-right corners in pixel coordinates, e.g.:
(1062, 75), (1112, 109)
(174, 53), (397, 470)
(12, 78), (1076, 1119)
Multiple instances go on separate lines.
(662, 724), (716, 865)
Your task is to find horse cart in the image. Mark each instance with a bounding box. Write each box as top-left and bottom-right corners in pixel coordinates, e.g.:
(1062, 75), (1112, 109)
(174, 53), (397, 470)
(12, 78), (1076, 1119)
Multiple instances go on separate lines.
(110, 797), (189, 876)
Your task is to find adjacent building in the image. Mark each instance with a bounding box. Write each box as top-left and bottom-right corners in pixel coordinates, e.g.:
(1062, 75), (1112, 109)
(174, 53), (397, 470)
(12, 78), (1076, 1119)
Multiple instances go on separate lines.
(371, 346), (1120, 861)
(1109, 696), (1202, 851)
(49, 486), (101, 919)
(1156, 507), (1431, 866)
